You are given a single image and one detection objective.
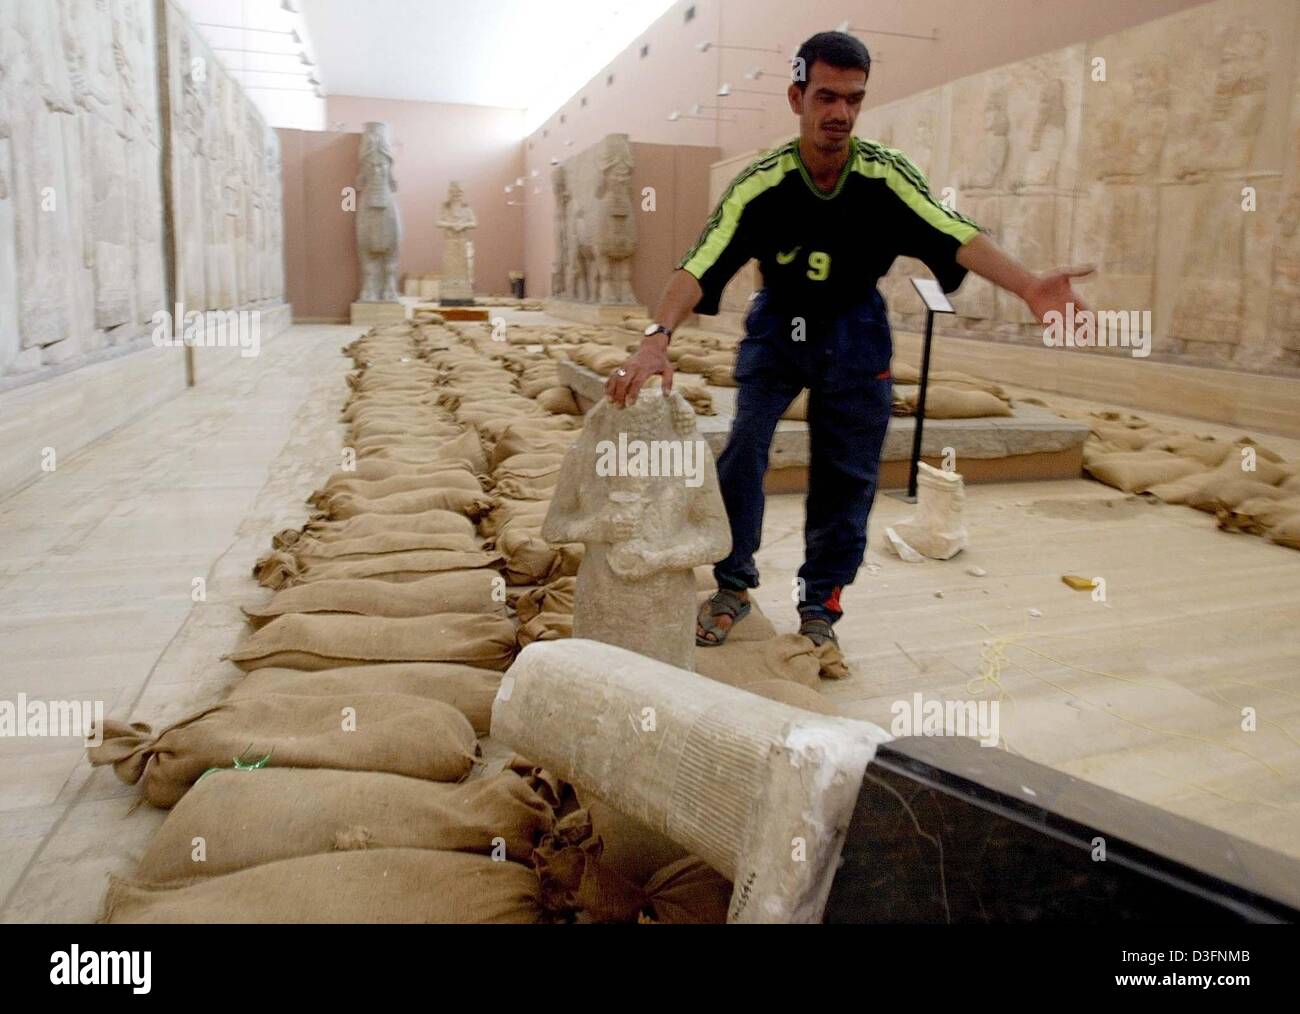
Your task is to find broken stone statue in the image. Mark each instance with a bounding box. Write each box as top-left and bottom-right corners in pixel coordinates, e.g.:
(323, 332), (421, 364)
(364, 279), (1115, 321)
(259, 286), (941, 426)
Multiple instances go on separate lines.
(885, 462), (968, 561)
(541, 386), (731, 670)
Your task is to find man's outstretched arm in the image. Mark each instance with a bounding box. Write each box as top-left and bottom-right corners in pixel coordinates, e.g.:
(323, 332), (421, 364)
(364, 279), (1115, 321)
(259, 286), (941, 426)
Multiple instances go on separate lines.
(956, 233), (1094, 323)
(605, 269), (702, 406)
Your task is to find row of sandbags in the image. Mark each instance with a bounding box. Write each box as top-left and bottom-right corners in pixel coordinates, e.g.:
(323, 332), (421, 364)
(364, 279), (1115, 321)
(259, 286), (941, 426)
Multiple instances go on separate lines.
(1075, 409), (1300, 549)
(91, 321), (573, 923)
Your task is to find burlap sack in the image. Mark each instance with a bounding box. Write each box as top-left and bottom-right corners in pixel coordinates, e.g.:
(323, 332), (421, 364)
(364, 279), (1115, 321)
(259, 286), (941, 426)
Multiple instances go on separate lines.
(1142, 433), (1233, 467)
(225, 613), (517, 672)
(514, 577), (575, 623)
(578, 790), (689, 888)
(677, 383), (715, 417)
(900, 386), (1012, 419)
(225, 663), (501, 735)
(1217, 496), (1300, 536)
(315, 471), (482, 503)
(320, 458), (472, 484)
(1267, 511), (1300, 549)
(1185, 477), (1286, 514)
(743, 679), (839, 715)
(134, 769), (551, 882)
(492, 478), (557, 502)
(104, 849), (544, 924)
(496, 528), (583, 585)
(288, 549), (502, 585)
(1206, 454), (1292, 487)
(705, 364), (738, 387)
(325, 489), (493, 520)
(517, 612), (573, 647)
(643, 857), (732, 924)
(88, 693), (478, 808)
(242, 570), (503, 628)
(493, 452), (565, 481)
(533, 827), (649, 923)
(535, 386), (582, 415)
(480, 498), (551, 538)
(281, 532), (484, 567)
(285, 509), (475, 546)
(694, 633), (845, 688)
(1084, 450), (1205, 493)
(490, 425), (579, 468)
(520, 375), (562, 399)
(477, 415), (578, 444)
(677, 352), (732, 374)
(1090, 424), (1162, 452)
(456, 405), (548, 428)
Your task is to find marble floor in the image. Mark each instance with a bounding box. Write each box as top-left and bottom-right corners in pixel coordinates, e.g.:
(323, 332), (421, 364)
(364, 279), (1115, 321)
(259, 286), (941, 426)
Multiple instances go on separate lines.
(0, 324), (357, 923)
(1, 318), (1297, 922)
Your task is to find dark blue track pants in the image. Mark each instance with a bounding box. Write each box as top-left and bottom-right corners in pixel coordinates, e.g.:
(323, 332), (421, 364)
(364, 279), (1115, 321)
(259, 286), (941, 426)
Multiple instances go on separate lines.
(711, 288), (894, 624)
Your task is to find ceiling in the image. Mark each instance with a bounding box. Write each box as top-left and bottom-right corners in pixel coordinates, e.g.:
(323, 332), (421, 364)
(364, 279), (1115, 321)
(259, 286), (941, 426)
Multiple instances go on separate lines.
(301, 0), (677, 132)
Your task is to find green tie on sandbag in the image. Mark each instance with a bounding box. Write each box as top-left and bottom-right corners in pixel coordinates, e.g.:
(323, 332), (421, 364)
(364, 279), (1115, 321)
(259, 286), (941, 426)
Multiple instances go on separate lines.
(195, 746), (272, 785)
(87, 692), (479, 808)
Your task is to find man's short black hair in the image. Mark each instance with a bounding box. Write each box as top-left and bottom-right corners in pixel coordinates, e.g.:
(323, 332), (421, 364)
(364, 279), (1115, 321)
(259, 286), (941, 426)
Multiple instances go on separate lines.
(792, 31), (871, 90)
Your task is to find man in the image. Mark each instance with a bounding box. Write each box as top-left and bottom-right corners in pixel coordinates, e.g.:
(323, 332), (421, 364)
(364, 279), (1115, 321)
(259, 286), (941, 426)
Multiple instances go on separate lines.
(606, 31), (1091, 649)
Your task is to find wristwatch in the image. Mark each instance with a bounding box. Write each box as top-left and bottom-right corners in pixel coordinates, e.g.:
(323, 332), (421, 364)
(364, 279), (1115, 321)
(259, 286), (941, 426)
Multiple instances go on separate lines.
(643, 322), (673, 342)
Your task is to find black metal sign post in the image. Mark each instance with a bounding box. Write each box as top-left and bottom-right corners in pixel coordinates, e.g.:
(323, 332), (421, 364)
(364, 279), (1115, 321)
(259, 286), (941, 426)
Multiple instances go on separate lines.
(887, 277), (957, 503)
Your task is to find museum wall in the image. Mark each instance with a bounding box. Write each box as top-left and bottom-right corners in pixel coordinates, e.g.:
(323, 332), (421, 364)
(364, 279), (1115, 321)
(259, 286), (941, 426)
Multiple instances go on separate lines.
(698, 0), (1300, 382)
(325, 95), (527, 297)
(277, 128), (360, 323)
(0, 0), (290, 499)
(519, 0), (1211, 300)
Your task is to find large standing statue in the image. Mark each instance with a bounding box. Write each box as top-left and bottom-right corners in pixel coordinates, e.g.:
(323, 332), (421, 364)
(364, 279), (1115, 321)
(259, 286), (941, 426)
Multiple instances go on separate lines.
(355, 121), (400, 302)
(593, 134), (637, 304)
(437, 179), (476, 304)
(542, 388), (731, 671)
(550, 165), (569, 298)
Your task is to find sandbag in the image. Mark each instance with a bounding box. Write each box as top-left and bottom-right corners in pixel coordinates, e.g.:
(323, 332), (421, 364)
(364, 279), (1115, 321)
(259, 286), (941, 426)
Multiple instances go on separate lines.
(226, 662), (502, 735)
(490, 425), (579, 468)
(496, 528), (583, 585)
(1185, 477), (1286, 514)
(535, 387), (582, 415)
(900, 386), (1012, 419)
(532, 823), (649, 923)
(242, 570), (504, 627)
(644, 857), (732, 924)
(104, 849), (544, 924)
(288, 548), (502, 585)
(479, 498), (551, 538)
(134, 768), (551, 882)
(705, 364), (738, 387)
(1267, 511), (1300, 549)
(325, 488), (493, 521)
(280, 531), (483, 563)
(517, 612), (573, 647)
(514, 577), (575, 623)
(1084, 450), (1204, 493)
(577, 791), (690, 888)
(225, 613), (517, 672)
(314, 471), (482, 503)
(693, 633), (845, 688)
(1142, 433), (1233, 467)
(743, 679), (839, 715)
(280, 509), (475, 547)
(88, 693), (478, 808)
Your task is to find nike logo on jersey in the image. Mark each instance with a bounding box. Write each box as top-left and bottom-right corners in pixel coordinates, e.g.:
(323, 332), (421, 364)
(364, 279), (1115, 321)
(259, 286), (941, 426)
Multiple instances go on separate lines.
(775, 245), (801, 265)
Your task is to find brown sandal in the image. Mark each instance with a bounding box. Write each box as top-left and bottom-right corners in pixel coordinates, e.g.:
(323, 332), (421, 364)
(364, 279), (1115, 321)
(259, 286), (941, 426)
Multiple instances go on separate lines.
(696, 589), (751, 647)
(799, 617), (839, 648)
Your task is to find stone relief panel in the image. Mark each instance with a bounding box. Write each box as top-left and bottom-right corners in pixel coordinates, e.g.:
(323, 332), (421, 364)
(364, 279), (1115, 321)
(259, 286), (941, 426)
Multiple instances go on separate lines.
(550, 133), (638, 304)
(163, 0), (284, 319)
(698, 0), (1300, 376)
(0, 0), (285, 381)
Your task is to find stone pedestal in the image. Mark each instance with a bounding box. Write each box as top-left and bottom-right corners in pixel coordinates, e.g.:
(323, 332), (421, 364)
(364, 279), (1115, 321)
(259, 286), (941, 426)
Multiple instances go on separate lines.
(349, 301), (407, 326)
(543, 298), (646, 325)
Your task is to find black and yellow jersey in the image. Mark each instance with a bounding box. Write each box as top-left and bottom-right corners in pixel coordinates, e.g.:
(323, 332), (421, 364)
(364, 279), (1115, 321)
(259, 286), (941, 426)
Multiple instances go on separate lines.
(678, 136), (982, 316)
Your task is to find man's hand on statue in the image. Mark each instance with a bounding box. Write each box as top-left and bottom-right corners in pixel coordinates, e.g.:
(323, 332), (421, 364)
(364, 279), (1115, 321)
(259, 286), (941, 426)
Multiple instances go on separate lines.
(1022, 265), (1095, 324)
(605, 338), (673, 407)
